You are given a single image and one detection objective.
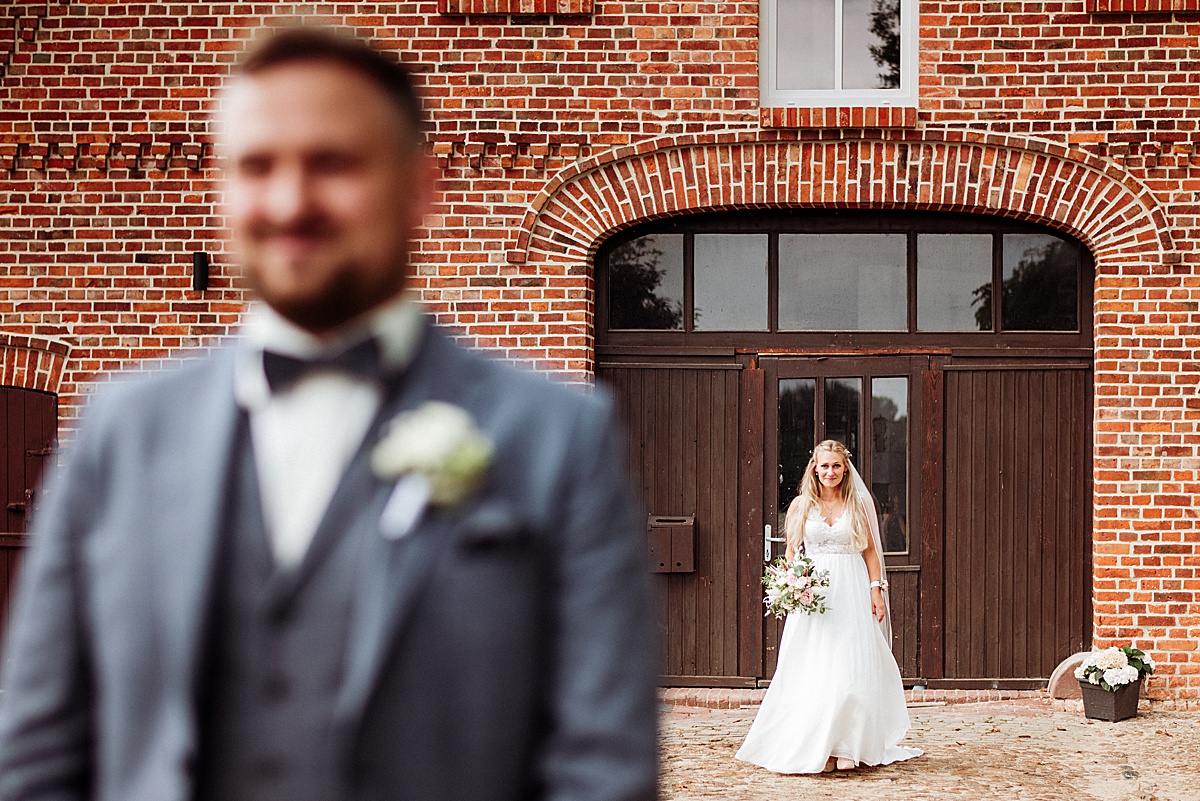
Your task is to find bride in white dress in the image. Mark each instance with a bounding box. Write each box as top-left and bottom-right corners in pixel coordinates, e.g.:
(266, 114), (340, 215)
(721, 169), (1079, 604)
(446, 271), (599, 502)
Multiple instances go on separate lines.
(736, 439), (922, 774)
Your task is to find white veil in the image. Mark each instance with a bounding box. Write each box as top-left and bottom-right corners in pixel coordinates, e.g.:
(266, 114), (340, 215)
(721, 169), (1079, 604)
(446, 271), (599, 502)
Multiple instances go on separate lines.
(848, 461), (892, 643)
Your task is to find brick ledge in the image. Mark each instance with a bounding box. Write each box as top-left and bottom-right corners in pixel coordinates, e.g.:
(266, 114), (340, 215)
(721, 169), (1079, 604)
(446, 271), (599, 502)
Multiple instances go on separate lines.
(438, 0), (593, 14)
(1088, 0), (1200, 11)
(760, 106), (918, 129)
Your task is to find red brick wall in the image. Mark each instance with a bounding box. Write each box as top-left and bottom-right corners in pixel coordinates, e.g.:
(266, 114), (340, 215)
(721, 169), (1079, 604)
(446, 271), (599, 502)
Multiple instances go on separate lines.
(1, 2), (1197, 699)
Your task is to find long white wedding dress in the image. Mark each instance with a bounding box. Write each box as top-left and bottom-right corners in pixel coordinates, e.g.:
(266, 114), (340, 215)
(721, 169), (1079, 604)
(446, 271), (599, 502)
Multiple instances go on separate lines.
(735, 508), (922, 774)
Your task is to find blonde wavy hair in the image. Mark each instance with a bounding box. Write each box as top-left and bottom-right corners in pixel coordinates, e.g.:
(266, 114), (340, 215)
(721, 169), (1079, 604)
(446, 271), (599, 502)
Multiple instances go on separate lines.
(783, 439), (871, 555)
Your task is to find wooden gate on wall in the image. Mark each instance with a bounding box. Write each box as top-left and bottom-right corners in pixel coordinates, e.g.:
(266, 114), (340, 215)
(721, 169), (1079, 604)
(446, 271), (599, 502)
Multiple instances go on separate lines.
(939, 363), (1092, 680)
(594, 208), (1095, 686)
(598, 360), (751, 683)
(1, 386), (56, 646)
(599, 356), (1093, 687)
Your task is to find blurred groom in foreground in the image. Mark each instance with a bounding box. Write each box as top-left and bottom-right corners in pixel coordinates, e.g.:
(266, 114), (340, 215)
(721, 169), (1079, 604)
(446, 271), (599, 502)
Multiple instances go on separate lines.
(0, 27), (656, 801)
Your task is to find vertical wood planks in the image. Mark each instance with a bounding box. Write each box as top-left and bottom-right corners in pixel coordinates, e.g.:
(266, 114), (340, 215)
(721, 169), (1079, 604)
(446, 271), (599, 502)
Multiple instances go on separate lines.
(0, 535), (28, 650)
(2, 386), (57, 531)
(598, 363), (745, 679)
(737, 363), (764, 678)
(920, 365), (945, 679)
(1, 387), (55, 651)
(942, 365), (1090, 678)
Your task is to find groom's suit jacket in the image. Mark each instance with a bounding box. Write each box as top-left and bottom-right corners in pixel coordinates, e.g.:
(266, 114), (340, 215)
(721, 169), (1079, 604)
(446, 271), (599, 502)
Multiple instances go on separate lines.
(0, 323), (657, 801)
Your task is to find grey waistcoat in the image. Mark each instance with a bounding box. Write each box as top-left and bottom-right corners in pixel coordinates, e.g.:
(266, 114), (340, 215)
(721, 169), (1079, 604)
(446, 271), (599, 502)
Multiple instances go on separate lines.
(194, 416), (368, 801)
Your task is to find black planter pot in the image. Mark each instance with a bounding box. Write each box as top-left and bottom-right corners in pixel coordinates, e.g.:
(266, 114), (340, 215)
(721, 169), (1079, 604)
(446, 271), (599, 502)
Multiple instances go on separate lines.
(1079, 678), (1142, 721)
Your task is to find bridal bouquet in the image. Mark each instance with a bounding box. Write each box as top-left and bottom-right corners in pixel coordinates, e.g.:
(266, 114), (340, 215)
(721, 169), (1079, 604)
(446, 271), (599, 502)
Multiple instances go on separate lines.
(1074, 645), (1154, 691)
(761, 555), (830, 619)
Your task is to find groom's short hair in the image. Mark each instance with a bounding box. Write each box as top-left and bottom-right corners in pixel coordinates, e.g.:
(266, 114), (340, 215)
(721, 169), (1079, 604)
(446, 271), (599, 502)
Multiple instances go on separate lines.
(238, 26), (425, 147)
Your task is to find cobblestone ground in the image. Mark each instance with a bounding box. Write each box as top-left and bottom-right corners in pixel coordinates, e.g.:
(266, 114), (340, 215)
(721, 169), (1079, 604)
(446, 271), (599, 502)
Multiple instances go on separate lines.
(660, 699), (1200, 801)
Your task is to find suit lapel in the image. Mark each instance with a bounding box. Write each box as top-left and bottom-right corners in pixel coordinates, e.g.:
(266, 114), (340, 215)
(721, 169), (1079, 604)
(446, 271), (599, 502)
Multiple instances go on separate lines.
(334, 328), (484, 725)
(147, 350), (245, 702)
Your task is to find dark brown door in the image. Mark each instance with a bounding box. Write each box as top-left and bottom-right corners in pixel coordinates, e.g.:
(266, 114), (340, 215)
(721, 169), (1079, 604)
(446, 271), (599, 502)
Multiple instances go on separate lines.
(761, 357), (925, 679)
(1, 387), (56, 646)
(598, 360), (752, 685)
(595, 210), (1095, 686)
(2, 387), (56, 533)
(940, 364), (1092, 679)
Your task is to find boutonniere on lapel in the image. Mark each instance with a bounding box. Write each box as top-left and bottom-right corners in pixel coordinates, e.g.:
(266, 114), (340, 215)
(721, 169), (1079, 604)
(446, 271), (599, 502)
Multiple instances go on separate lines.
(371, 401), (495, 541)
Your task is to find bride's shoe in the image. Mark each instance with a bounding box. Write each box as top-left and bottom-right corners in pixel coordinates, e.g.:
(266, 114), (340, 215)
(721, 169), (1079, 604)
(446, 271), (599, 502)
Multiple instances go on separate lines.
(836, 757), (856, 771)
(822, 757), (836, 773)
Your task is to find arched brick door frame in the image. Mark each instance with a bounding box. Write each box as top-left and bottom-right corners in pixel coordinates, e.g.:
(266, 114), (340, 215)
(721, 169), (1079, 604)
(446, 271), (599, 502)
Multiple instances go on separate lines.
(507, 131), (1169, 380)
(0, 334), (70, 396)
(511, 131), (1170, 278)
(512, 131), (1169, 682)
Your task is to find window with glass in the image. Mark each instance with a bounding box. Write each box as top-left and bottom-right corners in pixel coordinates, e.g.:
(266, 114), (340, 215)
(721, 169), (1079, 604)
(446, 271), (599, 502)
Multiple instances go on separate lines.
(760, 0), (917, 107)
(1000, 234), (1080, 331)
(870, 377), (908, 553)
(779, 234), (907, 330)
(599, 212), (1088, 343)
(776, 373), (911, 554)
(916, 234), (992, 331)
(694, 234), (769, 331)
(605, 234), (684, 330)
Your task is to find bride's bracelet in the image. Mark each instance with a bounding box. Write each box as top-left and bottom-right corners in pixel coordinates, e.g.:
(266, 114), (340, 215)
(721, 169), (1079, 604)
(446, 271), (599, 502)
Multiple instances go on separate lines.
(869, 579), (889, 592)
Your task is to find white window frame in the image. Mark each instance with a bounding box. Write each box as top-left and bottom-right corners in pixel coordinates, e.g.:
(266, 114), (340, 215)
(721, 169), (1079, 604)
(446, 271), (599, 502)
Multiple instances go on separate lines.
(759, 0), (919, 108)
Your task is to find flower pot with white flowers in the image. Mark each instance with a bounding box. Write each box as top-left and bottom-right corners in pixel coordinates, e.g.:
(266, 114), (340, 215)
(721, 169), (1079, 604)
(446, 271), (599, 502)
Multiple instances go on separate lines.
(1074, 646), (1155, 722)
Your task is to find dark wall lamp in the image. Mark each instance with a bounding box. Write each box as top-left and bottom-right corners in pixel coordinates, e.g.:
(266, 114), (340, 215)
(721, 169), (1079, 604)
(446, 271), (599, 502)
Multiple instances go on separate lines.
(192, 251), (210, 292)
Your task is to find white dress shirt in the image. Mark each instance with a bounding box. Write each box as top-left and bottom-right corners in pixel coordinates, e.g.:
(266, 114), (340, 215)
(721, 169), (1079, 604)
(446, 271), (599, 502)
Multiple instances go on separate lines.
(233, 295), (423, 569)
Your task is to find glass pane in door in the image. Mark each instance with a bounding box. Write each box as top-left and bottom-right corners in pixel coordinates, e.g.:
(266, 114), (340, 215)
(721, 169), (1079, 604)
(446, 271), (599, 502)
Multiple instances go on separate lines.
(824, 377), (862, 458)
(870, 377), (909, 553)
(778, 378), (816, 517)
(916, 233), (992, 331)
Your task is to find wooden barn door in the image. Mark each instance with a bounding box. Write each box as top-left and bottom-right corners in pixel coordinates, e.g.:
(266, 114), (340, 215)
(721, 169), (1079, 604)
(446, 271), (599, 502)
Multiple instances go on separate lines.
(598, 360), (751, 684)
(1, 387), (57, 646)
(940, 364), (1092, 680)
(761, 357), (925, 680)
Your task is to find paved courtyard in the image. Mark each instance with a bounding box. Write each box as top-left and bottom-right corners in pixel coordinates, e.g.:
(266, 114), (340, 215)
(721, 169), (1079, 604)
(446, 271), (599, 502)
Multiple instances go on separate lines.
(660, 698), (1200, 800)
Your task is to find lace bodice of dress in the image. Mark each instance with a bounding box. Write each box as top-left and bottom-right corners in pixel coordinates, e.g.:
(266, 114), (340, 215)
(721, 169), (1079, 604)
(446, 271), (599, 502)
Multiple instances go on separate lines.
(802, 509), (861, 555)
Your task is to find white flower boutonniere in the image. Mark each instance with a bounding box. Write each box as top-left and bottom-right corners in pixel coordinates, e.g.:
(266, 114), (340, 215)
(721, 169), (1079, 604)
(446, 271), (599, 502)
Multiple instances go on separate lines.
(372, 401), (495, 539)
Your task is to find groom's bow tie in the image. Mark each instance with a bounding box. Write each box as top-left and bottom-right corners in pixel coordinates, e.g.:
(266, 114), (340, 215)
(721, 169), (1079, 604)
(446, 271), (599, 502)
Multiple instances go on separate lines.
(261, 337), (385, 393)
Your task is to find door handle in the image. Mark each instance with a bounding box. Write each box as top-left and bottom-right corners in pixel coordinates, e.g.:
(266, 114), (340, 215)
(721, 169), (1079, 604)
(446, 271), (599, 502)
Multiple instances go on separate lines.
(7, 489), (34, 514)
(763, 524), (787, 562)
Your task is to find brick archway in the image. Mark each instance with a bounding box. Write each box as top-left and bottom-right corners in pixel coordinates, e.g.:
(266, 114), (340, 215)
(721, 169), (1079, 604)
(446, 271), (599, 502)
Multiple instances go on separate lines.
(549, 134), (1137, 685)
(0, 334), (70, 395)
(508, 131), (1172, 271)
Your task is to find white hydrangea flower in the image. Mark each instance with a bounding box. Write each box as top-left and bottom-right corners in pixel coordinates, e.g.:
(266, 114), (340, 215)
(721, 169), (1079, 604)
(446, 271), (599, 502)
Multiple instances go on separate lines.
(1074, 664), (1087, 680)
(1094, 647), (1128, 671)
